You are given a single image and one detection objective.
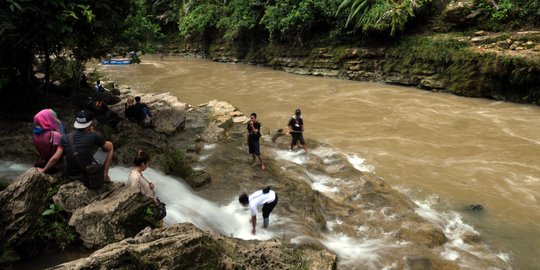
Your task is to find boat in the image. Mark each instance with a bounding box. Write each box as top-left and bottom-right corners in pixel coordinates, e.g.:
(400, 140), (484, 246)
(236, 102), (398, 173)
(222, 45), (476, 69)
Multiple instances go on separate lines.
(101, 59), (132, 65)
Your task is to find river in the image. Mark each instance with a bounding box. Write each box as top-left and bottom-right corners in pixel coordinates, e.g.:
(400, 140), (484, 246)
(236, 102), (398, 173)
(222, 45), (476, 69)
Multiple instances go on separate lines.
(96, 55), (540, 270)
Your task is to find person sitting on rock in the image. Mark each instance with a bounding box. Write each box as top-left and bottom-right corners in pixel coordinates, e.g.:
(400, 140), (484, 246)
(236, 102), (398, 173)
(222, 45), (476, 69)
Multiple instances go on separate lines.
(38, 110), (114, 184)
(87, 95), (120, 129)
(127, 150), (164, 226)
(133, 96), (152, 121)
(95, 80), (105, 93)
(124, 96), (136, 120)
(239, 186), (278, 235)
(32, 109), (65, 174)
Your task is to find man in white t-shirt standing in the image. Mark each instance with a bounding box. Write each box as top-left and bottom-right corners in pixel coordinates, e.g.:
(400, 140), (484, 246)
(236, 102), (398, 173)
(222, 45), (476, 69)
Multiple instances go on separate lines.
(239, 187), (278, 235)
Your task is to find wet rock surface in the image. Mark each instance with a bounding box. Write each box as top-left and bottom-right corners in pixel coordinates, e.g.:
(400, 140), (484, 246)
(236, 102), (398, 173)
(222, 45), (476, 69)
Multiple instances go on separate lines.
(49, 223), (337, 270)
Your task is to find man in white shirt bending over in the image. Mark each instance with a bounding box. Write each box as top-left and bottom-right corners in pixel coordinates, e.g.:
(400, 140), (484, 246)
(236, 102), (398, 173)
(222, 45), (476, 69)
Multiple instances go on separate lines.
(239, 186), (278, 235)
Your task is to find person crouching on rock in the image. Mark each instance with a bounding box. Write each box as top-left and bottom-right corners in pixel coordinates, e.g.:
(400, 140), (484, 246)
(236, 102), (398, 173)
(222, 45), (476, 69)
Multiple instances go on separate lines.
(239, 186), (278, 235)
(127, 150), (164, 227)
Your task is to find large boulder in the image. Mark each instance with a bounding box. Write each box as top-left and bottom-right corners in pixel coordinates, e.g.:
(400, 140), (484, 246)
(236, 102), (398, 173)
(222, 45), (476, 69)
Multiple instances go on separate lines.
(440, 0), (481, 27)
(53, 181), (124, 213)
(198, 99), (247, 143)
(109, 91), (188, 135)
(144, 92), (188, 134)
(49, 223), (337, 270)
(68, 186), (155, 249)
(0, 169), (67, 257)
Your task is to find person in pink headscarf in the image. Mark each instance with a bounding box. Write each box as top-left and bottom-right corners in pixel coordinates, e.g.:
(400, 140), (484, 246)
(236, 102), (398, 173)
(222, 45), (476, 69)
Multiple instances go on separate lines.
(33, 109), (65, 173)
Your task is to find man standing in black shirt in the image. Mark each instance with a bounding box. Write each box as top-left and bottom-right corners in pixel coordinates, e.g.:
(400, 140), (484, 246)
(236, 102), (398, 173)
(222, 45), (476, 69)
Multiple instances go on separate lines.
(288, 108), (308, 153)
(247, 112), (265, 170)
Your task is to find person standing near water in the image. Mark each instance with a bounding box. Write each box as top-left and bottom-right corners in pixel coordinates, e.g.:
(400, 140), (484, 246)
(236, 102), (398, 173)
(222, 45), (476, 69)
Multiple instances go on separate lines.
(239, 186), (278, 235)
(288, 108), (307, 153)
(247, 112), (265, 170)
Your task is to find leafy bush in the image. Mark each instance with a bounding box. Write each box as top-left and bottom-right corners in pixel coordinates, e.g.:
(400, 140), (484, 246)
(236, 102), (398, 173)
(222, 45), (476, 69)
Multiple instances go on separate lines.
(178, 2), (222, 40)
(262, 0), (341, 44)
(36, 188), (78, 250)
(122, 0), (164, 53)
(217, 0), (265, 41)
(476, 0), (540, 28)
(337, 0), (432, 36)
(159, 149), (193, 180)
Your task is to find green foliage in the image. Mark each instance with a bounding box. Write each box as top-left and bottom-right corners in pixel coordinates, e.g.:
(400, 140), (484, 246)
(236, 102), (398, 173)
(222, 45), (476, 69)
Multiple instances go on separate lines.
(386, 35), (468, 68)
(122, 0), (164, 52)
(178, 1), (222, 40)
(476, 0), (540, 29)
(159, 149), (193, 180)
(261, 0), (342, 44)
(337, 0), (431, 35)
(0, 0), (135, 97)
(36, 187), (78, 250)
(217, 0), (265, 41)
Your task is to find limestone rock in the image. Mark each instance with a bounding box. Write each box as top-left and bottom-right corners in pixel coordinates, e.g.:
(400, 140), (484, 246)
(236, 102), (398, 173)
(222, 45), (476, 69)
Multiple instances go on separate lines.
(68, 186), (155, 248)
(441, 0), (481, 26)
(53, 181), (124, 213)
(420, 77), (446, 89)
(49, 223), (337, 270)
(396, 221), (447, 248)
(109, 91), (188, 135)
(0, 169), (67, 257)
(385, 73), (421, 86)
(143, 92), (188, 134)
(188, 170), (212, 188)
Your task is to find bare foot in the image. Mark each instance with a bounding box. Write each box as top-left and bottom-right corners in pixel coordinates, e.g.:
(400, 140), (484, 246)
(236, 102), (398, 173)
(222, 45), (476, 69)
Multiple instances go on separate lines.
(261, 164), (266, 170)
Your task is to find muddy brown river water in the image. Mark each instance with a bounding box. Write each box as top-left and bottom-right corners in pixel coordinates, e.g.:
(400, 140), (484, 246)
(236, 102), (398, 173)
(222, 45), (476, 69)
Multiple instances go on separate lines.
(96, 55), (540, 269)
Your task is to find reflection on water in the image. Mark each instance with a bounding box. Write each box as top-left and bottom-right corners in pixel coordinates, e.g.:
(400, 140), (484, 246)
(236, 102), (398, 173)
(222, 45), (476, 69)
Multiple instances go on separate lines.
(95, 56), (540, 269)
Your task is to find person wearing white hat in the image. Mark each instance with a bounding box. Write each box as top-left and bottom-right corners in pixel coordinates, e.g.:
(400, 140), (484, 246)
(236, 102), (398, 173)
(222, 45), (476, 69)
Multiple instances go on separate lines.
(38, 110), (114, 183)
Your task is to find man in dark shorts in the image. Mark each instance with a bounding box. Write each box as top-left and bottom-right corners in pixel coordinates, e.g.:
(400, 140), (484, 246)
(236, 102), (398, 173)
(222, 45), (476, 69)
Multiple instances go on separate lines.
(288, 108), (308, 153)
(38, 110), (114, 183)
(246, 112), (265, 170)
(239, 186), (278, 235)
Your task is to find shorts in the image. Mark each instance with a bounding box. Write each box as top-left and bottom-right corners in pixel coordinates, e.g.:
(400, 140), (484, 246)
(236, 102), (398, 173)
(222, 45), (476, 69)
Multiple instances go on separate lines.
(262, 194), (278, 218)
(248, 139), (261, 156)
(291, 133), (305, 146)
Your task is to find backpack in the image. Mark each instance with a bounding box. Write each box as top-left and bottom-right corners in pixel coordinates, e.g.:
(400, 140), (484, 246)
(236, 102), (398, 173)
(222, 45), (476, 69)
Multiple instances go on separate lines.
(68, 133), (104, 189)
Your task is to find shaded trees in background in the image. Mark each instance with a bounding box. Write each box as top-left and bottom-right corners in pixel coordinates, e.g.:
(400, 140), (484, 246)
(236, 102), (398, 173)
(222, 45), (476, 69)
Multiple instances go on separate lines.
(123, 0), (164, 53)
(174, 0), (540, 46)
(0, 0), (164, 112)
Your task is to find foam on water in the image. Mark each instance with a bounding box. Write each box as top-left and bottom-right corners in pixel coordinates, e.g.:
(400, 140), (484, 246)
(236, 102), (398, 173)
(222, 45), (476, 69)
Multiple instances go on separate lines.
(414, 198), (511, 268)
(273, 149), (308, 164)
(203, 143), (217, 150)
(346, 154), (374, 172)
(321, 233), (388, 268)
(110, 166), (280, 240)
(305, 172), (339, 193)
(0, 161), (31, 173)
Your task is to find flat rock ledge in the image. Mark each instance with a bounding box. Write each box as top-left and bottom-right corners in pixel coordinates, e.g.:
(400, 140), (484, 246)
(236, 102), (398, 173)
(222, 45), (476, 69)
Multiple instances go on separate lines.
(49, 223), (337, 270)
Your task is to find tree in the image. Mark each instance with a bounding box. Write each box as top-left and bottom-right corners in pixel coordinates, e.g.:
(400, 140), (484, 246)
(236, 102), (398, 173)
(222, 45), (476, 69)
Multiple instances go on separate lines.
(0, 0), (135, 99)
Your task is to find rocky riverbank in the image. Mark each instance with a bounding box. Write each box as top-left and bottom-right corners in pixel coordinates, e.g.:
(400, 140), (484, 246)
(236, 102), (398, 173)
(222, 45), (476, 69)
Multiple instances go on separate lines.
(0, 83), (510, 269)
(168, 30), (540, 106)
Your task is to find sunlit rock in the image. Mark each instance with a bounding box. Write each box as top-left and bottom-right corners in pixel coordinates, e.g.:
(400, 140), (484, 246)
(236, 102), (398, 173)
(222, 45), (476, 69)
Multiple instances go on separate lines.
(49, 223), (337, 270)
(53, 181), (124, 213)
(68, 186), (154, 249)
